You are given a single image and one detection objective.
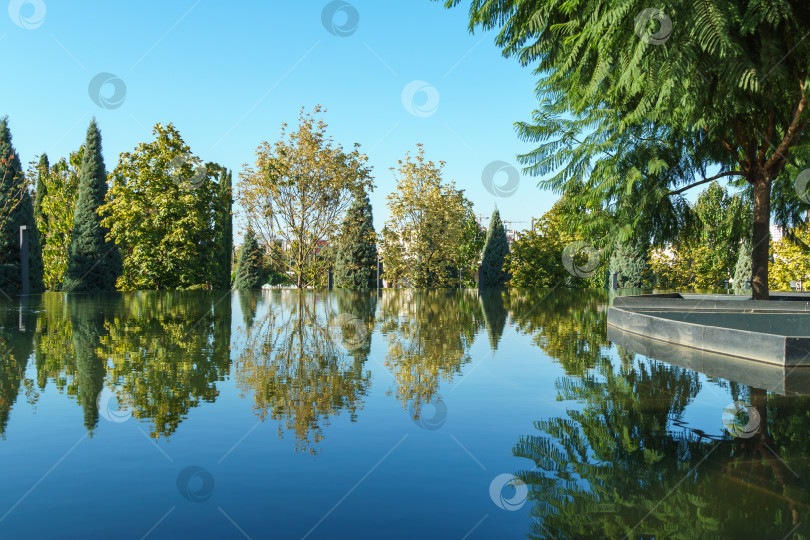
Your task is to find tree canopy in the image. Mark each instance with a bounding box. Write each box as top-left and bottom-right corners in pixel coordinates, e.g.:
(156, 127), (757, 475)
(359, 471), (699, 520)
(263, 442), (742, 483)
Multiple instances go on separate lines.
(443, 0), (810, 299)
(239, 106), (373, 289)
(233, 227), (267, 290)
(0, 117), (43, 294)
(101, 123), (224, 290)
(380, 145), (474, 288)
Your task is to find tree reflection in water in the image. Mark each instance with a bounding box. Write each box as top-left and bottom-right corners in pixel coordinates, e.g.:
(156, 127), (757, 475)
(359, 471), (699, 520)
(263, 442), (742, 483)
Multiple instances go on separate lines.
(0, 296), (38, 438)
(235, 290), (373, 454)
(98, 291), (232, 438)
(510, 298), (810, 538)
(377, 289), (482, 419)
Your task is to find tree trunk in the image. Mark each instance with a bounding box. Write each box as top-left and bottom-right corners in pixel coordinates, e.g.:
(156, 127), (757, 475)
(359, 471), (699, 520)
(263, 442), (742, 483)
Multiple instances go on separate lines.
(751, 174), (771, 300)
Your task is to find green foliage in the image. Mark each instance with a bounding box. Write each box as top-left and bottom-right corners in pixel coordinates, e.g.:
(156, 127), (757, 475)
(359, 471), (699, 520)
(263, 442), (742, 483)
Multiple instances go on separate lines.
(239, 106), (374, 289)
(479, 208), (510, 288)
(64, 119), (121, 292)
(233, 227), (267, 290)
(608, 239), (650, 289)
(0, 117), (44, 294)
(458, 215), (485, 287)
(101, 123), (224, 290)
(40, 149), (82, 290)
(508, 196), (600, 288)
(444, 0), (810, 298)
(649, 183), (750, 290)
(771, 225), (810, 291)
(212, 167), (233, 290)
(381, 145), (473, 288)
(33, 153), (48, 250)
(335, 192), (378, 290)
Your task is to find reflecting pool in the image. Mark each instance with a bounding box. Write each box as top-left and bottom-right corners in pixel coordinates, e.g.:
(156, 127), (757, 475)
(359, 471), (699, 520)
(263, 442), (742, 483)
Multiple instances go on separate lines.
(0, 290), (808, 538)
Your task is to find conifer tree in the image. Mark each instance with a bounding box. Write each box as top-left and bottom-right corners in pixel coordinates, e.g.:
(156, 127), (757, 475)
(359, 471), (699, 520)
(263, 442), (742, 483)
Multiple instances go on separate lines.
(335, 192), (378, 289)
(608, 239), (650, 289)
(480, 289), (507, 350)
(33, 153), (48, 250)
(71, 295), (106, 433)
(233, 227), (266, 290)
(479, 208), (510, 289)
(64, 119), (121, 292)
(0, 117), (44, 294)
(733, 238), (753, 294)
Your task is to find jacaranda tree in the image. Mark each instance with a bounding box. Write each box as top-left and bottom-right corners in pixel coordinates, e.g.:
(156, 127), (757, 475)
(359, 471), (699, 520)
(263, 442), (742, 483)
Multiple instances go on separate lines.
(443, 0), (810, 299)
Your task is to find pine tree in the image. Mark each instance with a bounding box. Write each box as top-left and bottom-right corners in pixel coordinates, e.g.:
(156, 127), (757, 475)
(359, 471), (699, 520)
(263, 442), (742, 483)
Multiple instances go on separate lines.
(233, 227), (266, 290)
(608, 239), (649, 289)
(733, 238), (752, 295)
(480, 289), (507, 350)
(64, 119), (121, 292)
(0, 117), (44, 294)
(213, 168), (233, 289)
(335, 192), (378, 290)
(479, 208), (510, 289)
(71, 295), (106, 433)
(33, 153), (48, 250)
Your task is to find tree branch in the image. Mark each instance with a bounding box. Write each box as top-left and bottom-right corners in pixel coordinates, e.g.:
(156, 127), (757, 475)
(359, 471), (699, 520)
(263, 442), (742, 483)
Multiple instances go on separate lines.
(764, 80), (807, 172)
(668, 170), (744, 196)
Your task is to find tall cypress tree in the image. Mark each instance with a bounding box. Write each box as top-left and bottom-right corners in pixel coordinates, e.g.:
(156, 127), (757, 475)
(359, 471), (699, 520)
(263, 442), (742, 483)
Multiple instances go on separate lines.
(71, 295), (106, 434)
(33, 153), (49, 250)
(608, 239), (649, 289)
(0, 117), (44, 294)
(480, 289), (508, 350)
(733, 238), (753, 294)
(479, 208), (510, 289)
(213, 168), (233, 289)
(64, 119), (120, 292)
(233, 227), (266, 290)
(335, 192), (377, 290)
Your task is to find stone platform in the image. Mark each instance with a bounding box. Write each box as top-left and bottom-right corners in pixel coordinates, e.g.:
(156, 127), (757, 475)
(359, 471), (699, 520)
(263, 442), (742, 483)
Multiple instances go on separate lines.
(607, 293), (810, 367)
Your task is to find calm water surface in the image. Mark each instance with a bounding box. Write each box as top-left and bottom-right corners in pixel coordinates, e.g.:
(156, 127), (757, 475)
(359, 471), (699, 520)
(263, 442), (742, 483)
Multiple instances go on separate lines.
(0, 290), (808, 539)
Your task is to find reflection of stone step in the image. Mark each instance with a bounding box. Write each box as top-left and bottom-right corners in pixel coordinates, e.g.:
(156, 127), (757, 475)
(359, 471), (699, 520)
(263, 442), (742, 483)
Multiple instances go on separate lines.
(607, 293), (810, 369)
(607, 325), (810, 396)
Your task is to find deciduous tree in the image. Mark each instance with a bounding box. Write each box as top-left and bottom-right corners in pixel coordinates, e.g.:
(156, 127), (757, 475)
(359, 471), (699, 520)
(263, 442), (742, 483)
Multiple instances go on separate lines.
(40, 149), (82, 290)
(380, 145), (473, 288)
(239, 106), (373, 289)
(101, 123), (223, 290)
(771, 226), (810, 291)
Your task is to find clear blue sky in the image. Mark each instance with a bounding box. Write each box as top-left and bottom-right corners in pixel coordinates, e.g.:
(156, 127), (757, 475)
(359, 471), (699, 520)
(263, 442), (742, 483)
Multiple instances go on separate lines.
(2, 0), (556, 236)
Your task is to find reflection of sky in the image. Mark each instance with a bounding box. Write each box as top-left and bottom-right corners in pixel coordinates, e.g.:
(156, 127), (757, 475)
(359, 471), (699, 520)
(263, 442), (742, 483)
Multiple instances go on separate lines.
(1, 290), (791, 538)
